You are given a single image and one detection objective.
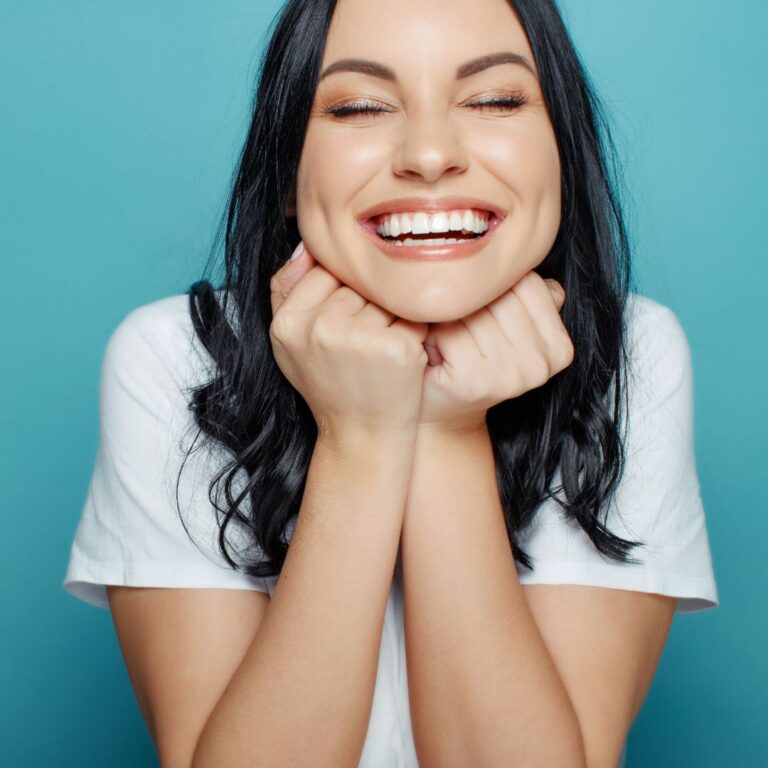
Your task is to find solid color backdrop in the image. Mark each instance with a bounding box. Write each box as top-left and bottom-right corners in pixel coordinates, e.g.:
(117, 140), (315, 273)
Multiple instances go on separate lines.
(1, 1), (764, 765)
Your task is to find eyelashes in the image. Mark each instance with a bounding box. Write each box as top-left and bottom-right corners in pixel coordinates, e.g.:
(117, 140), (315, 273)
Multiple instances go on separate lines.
(468, 94), (528, 112)
(324, 101), (391, 118)
(322, 92), (528, 119)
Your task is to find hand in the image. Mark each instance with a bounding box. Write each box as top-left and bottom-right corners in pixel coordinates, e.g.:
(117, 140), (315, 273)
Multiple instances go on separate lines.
(269, 241), (430, 441)
(418, 271), (574, 436)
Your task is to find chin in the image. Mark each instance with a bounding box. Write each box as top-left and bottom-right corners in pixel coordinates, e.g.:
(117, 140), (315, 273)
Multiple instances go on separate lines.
(336, 271), (498, 325)
(387, 279), (508, 323)
(373, 296), (481, 325)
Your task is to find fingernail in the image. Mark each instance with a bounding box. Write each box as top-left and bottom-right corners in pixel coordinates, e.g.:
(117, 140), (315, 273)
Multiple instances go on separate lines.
(289, 241), (305, 261)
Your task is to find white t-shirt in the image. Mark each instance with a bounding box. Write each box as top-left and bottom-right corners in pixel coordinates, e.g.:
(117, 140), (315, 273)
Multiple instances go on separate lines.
(63, 290), (718, 768)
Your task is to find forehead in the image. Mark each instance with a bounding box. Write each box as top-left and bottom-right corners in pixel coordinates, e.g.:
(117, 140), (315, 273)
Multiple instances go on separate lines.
(323, 0), (534, 76)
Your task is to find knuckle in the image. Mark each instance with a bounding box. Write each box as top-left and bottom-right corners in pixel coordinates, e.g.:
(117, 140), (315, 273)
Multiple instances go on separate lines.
(381, 336), (412, 365)
(346, 325), (367, 350)
(505, 369), (525, 395)
(334, 285), (358, 301)
(348, 326), (378, 358)
(545, 278), (565, 304)
(528, 355), (551, 386)
(269, 311), (294, 343)
(269, 273), (284, 295)
(560, 338), (575, 368)
(309, 316), (338, 349)
(381, 327), (422, 363)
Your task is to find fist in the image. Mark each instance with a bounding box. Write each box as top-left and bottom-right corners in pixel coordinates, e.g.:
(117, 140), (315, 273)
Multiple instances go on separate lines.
(418, 271), (574, 435)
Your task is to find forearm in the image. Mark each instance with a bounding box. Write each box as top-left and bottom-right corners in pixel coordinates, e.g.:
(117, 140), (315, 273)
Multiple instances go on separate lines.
(193, 427), (417, 768)
(400, 426), (586, 768)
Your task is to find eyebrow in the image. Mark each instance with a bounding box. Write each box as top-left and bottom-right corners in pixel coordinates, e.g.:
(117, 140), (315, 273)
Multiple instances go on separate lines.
(318, 51), (537, 82)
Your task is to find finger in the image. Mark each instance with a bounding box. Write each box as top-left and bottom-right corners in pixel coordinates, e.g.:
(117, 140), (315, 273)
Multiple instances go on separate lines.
(394, 316), (431, 347)
(428, 319), (480, 374)
(323, 285), (368, 316)
(485, 283), (541, 351)
(511, 273), (574, 369)
(355, 300), (398, 327)
(280, 242), (314, 297)
(459, 305), (513, 361)
(320, 279), (401, 327)
(269, 241), (314, 315)
(542, 277), (566, 311)
(512, 273), (567, 335)
(269, 241), (341, 316)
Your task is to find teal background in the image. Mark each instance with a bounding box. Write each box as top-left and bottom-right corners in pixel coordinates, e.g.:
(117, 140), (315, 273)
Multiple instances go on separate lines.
(1, 0), (764, 765)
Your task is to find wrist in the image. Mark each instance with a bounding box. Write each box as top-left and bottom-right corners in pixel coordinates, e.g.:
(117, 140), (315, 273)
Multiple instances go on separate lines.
(316, 420), (418, 459)
(417, 416), (488, 441)
(414, 423), (491, 463)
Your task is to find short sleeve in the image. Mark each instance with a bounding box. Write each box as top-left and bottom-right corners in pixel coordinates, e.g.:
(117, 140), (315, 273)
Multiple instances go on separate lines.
(515, 295), (719, 613)
(62, 296), (271, 609)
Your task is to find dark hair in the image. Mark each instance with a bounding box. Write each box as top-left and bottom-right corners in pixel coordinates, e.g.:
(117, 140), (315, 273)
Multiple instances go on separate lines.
(180, 0), (645, 577)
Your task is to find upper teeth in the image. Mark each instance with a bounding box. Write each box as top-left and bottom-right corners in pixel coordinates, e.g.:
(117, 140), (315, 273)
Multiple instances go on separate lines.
(376, 209), (490, 237)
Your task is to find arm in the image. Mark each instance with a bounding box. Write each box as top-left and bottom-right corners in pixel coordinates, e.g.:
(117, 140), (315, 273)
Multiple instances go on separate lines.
(107, 586), (272, 768)
(110, 426), (417, 768)
(400, 425), (676, 768)
(400, 425), (586, 767)
(403, 275), (680, 767)
(191, 427), (417, 767)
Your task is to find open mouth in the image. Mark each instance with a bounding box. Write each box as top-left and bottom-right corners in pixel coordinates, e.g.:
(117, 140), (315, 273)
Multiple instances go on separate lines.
(368, 208), (498, 247)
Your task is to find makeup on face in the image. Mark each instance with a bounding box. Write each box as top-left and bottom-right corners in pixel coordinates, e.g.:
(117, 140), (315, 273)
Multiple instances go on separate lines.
(295, 0), (562, 323)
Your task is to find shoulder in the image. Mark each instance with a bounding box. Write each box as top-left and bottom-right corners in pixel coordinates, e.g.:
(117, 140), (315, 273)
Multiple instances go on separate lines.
(622, 293), (695, 410)
(625, 293), (689, 366)
(109, 292), (201, 357)
(101, 291), (229, 398)
(624, 292), (689, 356)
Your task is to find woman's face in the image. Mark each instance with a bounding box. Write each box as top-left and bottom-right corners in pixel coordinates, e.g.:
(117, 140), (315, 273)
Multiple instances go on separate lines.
(294, 0), (561, 323)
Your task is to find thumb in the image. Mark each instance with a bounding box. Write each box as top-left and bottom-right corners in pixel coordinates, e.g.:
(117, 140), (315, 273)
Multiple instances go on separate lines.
(270, 240), (316, 315)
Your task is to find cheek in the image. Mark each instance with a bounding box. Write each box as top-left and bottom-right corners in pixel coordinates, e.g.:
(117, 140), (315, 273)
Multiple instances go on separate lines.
(473, 121), (561, 206)
(293, 125), (390, 282)
(297, 126), (389, 218)
(476, 122), (562, 261)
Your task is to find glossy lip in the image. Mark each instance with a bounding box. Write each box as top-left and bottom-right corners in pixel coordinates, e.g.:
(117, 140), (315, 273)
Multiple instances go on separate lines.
(357, 195), (507, 262)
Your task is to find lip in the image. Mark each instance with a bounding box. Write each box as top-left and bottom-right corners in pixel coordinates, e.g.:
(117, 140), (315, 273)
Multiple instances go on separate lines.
(357, 195), (507, 262)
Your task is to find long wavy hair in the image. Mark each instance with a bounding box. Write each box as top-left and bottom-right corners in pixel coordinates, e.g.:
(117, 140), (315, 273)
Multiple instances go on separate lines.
(179, 0), (645, 576)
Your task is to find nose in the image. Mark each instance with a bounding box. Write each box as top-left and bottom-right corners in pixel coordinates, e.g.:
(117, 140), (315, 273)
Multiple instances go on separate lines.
(392, 109), (468, 183)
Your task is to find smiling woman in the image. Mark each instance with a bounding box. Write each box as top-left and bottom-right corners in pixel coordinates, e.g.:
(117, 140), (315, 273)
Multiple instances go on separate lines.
(62, 1), (718, 767)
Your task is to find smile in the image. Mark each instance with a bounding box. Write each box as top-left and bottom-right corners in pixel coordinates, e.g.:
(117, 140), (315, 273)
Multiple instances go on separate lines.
(357, 196), (506, 261)
(376, 209), (490, 245)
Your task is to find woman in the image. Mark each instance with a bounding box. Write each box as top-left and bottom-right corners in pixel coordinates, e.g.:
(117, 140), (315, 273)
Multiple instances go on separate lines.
(63, 0), (719, 765)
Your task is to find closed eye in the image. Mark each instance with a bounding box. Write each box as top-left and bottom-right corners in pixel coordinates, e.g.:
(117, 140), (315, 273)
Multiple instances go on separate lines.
(466, 94), (527, 111)
(324, 92), (528, 119)
(324, 100), (393, 118)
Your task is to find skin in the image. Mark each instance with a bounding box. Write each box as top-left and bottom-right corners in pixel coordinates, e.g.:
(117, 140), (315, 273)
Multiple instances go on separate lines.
(283, 0), (572, 434)
(294, 0), (563, 327)
(106, 3), (675, 766)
